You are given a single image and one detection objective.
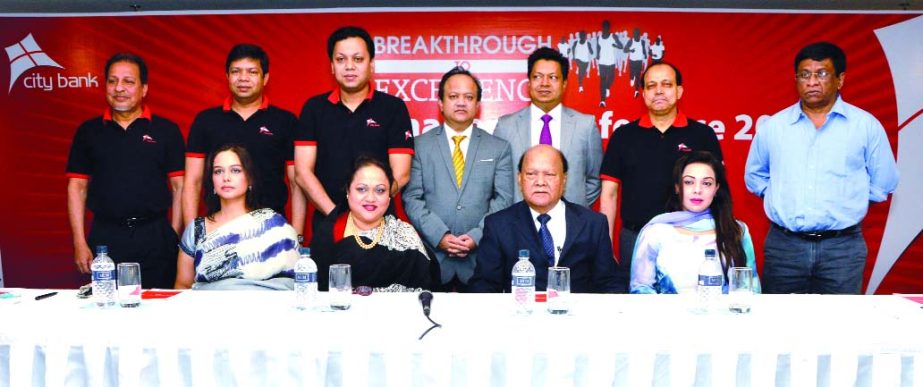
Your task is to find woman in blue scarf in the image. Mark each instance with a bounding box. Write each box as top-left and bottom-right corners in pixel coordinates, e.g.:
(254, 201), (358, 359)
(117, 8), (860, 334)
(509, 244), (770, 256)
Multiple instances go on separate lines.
(630, 151), (760, 294)
(174, 145), (299, 290)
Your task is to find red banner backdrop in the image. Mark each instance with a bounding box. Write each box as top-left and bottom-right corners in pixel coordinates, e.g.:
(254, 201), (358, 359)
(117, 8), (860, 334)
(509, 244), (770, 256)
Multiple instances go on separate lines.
(0, 9), (920, 292)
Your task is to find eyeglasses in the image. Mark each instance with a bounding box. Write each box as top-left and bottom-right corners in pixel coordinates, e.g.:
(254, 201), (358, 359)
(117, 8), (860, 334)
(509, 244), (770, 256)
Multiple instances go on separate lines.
(796, 70), (833, 81)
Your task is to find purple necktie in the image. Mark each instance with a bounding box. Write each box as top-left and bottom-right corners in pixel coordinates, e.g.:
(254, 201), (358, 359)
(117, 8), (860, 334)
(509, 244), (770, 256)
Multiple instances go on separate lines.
(539, 114), (553, 146)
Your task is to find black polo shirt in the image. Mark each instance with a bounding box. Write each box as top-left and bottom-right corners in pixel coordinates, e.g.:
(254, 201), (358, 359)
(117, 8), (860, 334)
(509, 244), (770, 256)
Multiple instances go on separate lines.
(186, 97), (297, 214)
(295, 88), (414, 201)
(600, 111), (723, 229)
(65, 106), (185, 219)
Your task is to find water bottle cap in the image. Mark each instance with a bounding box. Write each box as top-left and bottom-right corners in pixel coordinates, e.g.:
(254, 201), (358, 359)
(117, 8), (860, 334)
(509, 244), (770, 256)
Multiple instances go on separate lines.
(95, 245), (108, 254)
(518, 249), (529, 258)
(299, 247), (311, 256)
(704, 248), (716, 257)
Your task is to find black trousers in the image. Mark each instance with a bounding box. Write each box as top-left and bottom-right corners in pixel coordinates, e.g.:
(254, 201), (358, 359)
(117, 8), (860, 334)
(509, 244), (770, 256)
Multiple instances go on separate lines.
(443, 274), (470, 293)
(616, 227), (639, 294)
(575, 60), (590, 87)
(599, 64), (616, 99)
(629, 60), (644, 91)
(88, 216), (178, 289)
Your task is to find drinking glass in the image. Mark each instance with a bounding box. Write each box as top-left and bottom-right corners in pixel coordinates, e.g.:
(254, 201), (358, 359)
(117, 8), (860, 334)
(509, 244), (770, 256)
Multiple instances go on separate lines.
(546, 266), (570, 314)
(328, 264), (352, 310)
(728, 267), (753, 313)
(117, 262), (142, 308)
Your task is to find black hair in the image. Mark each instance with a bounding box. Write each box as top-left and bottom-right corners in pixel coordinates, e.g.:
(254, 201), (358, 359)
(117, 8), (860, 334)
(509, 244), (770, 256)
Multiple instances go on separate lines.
(327, 26), (375, 60)
(642, 61), (683, 86)
(338, 155), (395, 208)
(795, 42), (846, 76)
(203, 144), (262, 219)
(666, 151), (745, 270)
(438, 66), (482, 101)
(527, 47), (569, 81)
(225, 44), (269, 74)
(104, 52), (148, 84)
(517, 145), (569, 174)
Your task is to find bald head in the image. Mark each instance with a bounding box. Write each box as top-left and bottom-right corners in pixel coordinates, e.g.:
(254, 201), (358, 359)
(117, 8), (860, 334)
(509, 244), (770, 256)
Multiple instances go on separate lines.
(518, 144), (568, 174)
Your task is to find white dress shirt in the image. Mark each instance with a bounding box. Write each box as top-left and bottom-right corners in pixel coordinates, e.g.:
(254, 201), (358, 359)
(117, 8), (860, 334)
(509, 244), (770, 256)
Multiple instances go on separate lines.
(529, 200), (567, 266)
(529, 104), (562, 149)
(444, 123), (474, 158)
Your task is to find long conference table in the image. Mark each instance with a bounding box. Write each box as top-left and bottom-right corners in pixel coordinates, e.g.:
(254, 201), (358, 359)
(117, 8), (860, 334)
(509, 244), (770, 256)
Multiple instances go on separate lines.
(2, 289), (923, 387)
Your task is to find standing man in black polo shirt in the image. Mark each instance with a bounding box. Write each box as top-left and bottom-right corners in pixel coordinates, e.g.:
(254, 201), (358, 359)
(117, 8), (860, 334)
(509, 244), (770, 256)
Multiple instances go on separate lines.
(598, 62), (722, 292)
(66, 53), (185, 289)
(295, 26), (414, 229)
(182, 44), (305, 237)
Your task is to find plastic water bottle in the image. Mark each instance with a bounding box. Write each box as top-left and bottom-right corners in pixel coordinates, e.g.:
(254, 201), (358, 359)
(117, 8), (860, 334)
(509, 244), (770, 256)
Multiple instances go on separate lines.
(697, 248), (724, 313)
(294, 247), (318, 310)
(91, 245), (116, 308)
(511, 249), (536, 315)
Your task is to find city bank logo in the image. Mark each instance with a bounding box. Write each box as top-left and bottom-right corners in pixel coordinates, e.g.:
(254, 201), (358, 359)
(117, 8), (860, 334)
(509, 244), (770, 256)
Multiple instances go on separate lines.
(5, 33), (98, 94)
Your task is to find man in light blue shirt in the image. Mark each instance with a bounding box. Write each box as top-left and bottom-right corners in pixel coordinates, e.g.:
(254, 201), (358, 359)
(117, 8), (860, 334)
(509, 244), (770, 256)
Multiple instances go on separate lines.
(745, 42), (899, 294)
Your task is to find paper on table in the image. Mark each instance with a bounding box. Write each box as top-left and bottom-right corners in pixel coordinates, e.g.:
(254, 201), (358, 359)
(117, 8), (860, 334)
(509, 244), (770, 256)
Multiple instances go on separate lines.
(141, 290), (183, 300)
(0, 291), (22, 304)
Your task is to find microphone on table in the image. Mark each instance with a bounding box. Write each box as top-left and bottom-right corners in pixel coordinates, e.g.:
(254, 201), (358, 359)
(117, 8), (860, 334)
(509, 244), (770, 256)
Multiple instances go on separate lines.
(417, 291), (441, 340)
(419, 290), (433, 317)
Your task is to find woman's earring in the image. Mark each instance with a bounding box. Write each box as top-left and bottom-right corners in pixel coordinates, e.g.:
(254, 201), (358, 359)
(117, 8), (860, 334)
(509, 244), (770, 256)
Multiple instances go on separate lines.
(248, 186), (252, 191)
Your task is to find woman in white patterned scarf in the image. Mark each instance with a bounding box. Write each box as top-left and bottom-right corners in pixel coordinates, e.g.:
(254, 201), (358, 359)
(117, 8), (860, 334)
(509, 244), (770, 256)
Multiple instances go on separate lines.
(175, 145), (299, 290)
(311, 155), (435, 292)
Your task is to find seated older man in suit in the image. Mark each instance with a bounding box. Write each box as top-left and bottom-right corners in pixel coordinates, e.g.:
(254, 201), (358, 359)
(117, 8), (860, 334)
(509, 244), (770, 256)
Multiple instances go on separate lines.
(404, 67), (514, 292)
(469, 145), (620, 293)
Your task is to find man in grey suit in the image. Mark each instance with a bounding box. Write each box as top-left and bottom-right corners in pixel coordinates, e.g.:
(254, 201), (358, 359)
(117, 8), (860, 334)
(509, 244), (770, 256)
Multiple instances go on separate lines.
(494, 47), (603, 208)
(404, 67), (514, 292)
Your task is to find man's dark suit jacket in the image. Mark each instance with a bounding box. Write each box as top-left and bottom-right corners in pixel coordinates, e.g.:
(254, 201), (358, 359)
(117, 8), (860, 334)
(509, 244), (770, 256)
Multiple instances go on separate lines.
(469, 200), (621, 293)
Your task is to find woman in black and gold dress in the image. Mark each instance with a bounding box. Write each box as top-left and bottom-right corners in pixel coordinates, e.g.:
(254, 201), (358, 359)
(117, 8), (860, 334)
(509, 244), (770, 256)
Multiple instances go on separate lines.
(311, 155), (434, 291)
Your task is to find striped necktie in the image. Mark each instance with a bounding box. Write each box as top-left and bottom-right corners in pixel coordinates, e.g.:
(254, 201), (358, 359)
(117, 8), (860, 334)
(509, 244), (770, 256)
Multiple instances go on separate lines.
(452, 135), (466, 187)
(537, 213), (555, 266)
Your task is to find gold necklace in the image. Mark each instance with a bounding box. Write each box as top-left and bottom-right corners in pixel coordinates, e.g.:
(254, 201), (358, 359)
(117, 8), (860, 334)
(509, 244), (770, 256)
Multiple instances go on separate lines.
(347, 212), (384, 250)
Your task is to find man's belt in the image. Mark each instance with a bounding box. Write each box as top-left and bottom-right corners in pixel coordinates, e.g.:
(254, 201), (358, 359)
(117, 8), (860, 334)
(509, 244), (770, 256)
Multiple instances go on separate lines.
(96, 213), (165, 228)
(772, 222), (860, 241)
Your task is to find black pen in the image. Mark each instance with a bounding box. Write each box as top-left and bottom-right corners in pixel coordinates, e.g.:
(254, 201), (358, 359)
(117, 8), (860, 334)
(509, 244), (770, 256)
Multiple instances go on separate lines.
(34, 292), (57, 301)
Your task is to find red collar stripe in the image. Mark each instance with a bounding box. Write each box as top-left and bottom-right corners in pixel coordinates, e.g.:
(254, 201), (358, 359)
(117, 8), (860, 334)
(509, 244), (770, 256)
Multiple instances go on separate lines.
(326, 87), (375, 104)
(103, 105), (152, 122)
(222, 96), (270, 112)
(638, 111), (689, 129)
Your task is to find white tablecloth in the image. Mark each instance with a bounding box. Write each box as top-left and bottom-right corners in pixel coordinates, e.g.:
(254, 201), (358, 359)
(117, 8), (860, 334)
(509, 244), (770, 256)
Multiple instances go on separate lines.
(2, 289), (922, 387)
